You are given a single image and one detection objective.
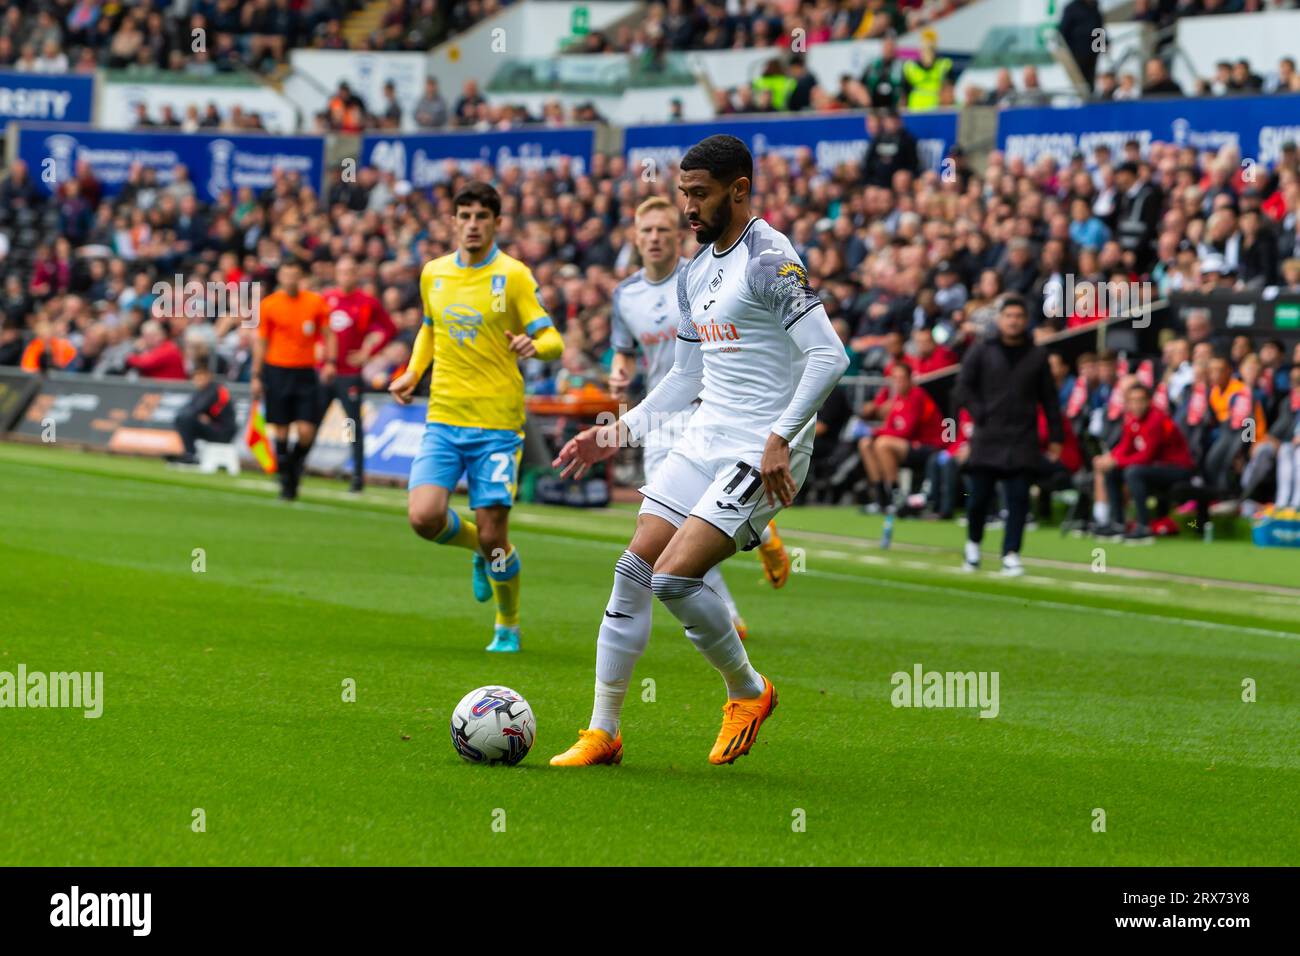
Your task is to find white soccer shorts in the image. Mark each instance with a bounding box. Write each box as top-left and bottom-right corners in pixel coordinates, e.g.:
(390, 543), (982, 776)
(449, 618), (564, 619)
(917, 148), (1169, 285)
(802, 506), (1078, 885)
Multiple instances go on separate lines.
(641, 408), (692, 484)
(638, 429), (810, 552)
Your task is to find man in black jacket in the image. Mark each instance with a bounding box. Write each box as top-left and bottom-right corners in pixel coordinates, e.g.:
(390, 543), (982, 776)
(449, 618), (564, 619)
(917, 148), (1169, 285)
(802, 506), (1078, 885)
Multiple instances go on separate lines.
(1059, 0), (1105, 91)
(957, 295), (1064, 575)
(167, 364), (238, 465)
(1114, 162), (1163, 272)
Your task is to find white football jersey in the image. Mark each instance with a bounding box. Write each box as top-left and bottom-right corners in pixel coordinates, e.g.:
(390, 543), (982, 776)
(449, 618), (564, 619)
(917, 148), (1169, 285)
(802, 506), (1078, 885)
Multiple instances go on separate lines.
(610, 258), (687, 391)
(676, 217), (823, 455)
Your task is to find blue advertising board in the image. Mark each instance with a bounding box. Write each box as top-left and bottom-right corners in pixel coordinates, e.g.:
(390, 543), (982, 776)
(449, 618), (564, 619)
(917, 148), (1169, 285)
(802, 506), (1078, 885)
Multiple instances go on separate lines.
(362, 127), (596, 186)
(623, 110), (959, 173)
(0, 71), (94, 124)
(997, 93), (1300, 168)
(359, 399), (427, 480)
(14, 124), (326, 203)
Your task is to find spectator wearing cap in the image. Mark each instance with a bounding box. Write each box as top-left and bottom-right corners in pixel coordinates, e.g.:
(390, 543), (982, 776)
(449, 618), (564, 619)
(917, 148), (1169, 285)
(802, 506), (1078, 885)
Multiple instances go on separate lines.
(1198, 255), (1239, 293)
(1114, 160), (1162, 271)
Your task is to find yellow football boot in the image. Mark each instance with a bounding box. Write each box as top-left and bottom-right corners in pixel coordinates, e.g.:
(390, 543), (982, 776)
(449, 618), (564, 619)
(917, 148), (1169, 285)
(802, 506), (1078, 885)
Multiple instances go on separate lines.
(549, 728), (623, 766)
(708, 677), (777, 765)
(757, 522), (790, 589)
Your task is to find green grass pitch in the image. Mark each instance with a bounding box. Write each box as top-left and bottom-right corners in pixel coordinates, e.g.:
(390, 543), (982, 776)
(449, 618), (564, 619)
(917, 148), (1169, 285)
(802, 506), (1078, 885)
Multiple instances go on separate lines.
(1, 441), (1296, 866)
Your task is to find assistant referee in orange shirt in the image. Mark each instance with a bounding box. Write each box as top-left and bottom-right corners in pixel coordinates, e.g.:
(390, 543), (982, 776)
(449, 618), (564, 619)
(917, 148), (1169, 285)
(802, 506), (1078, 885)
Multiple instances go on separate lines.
(251, 260), (336, 500)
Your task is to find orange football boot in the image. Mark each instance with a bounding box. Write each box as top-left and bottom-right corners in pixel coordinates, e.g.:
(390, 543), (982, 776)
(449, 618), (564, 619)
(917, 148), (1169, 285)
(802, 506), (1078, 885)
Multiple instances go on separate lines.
(549, 728), (623, 766)
(708, 676), (777, 765)
(757, 522), (790, 589)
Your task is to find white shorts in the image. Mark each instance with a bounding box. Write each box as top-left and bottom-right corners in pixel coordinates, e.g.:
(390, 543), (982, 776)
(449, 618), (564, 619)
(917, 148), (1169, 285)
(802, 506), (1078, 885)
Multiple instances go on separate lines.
(638, 428), (810, 552)
(641, 408), (692, 484)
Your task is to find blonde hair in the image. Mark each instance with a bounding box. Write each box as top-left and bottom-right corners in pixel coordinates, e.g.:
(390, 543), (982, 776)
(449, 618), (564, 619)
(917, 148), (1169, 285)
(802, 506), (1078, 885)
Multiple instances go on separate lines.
(635, 196), (678, 222)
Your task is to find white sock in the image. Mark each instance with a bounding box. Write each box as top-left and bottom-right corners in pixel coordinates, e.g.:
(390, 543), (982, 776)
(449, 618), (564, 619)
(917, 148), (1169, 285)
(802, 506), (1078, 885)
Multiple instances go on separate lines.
(703, 564), (739, 619)
(1093, 501), (1110, 525)
(590, 551), (654, 736)
(651, 572), (764, 699)
(759, 522), (773, 546)
(964, 540), (980, 564)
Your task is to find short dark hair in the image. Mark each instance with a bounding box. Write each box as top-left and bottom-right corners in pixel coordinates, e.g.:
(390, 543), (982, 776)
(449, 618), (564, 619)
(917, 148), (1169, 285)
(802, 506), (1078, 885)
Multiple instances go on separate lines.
(452, 181), (501, 217)
(999, 292), (1028, 315)
(680, 134), (753, 186)
(1126, 382), (1152, 397)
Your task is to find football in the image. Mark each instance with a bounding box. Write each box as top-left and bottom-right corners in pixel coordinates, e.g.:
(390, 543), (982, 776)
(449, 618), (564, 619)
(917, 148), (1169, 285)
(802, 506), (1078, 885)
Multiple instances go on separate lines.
(449, 686), (536, 765)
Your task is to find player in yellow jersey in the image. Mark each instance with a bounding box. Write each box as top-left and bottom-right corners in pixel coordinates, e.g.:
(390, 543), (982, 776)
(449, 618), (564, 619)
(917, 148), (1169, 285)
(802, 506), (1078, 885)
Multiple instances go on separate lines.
(389, 182), (564, 653)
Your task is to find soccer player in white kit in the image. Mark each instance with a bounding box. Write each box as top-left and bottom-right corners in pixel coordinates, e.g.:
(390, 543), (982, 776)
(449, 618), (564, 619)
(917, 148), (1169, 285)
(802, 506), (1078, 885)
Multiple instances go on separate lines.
(609, 197), (792, 641)
(550, 136), (849, 766)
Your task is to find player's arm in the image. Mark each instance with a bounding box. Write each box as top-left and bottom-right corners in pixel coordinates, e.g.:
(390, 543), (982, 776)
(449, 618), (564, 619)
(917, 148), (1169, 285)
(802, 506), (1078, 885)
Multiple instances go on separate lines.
(554, 334), (703, 480)
(764, 308), (849, 505)
(320, 299), (338, 384)
(355, 297), (397, 365)
(392, 268), (437, 404)
(609, 351), (637, 401)
(250, 304), (270, 399)
(607, 286), (637, 400)
(753, 253), (849, 506)
(390, 318), (433, 404)
(555, 274), (703, 479)
(504, 268), (564, 361)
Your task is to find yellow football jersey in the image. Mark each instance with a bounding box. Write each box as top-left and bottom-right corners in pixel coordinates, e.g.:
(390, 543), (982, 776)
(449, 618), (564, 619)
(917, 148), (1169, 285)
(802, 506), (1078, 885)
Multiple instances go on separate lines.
(418, 246), (551, 432)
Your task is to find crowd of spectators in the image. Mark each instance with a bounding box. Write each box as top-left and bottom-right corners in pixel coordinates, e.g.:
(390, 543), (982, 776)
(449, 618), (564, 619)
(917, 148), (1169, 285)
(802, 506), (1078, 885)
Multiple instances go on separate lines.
(0, 0), (513, 77)
(571, 0), (970, 55)
(4, 107), (1300, 520)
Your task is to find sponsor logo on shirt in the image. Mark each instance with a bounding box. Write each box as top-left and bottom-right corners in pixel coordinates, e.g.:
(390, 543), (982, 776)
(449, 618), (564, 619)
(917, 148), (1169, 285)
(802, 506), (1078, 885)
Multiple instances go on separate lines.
(693, 321), (741, 343)
(445, 304), (484, 345)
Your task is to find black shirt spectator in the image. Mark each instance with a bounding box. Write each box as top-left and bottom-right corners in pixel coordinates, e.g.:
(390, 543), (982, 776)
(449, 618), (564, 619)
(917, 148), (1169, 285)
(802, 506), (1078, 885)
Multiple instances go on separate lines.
(1059, 0), (1105, 90)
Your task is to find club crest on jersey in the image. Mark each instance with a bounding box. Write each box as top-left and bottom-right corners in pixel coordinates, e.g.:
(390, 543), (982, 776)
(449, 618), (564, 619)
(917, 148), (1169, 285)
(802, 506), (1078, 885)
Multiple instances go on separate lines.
(491, 274), (506, 295)
(328, 309), (353, 332)
(444, 304), (484, 345)
(709, 269), (724, 292)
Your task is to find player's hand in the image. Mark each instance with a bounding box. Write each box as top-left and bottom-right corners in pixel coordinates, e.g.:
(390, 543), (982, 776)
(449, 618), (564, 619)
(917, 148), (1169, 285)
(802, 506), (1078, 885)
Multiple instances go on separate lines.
(505, 330), (538, 360)
(761, 432), (797, 508)
(320, 361), (336, 385)
(388, 369), (417, 405)
(346, 349), (368, 366)
(553, 422), (622, 479)
(250, 377), (263, 401)
(608, 364), (631, 401)
(1045, 441), (1062, 463)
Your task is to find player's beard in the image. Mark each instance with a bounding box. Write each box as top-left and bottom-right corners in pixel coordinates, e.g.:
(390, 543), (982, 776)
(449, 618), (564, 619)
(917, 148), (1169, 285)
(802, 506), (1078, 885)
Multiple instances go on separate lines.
(691, 201), (732, 247)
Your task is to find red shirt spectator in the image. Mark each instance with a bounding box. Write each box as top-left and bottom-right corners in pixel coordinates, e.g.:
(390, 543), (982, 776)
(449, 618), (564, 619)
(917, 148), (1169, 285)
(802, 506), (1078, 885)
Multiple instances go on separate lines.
(1038, 408), (1082, 472)
(907, 342), (959, 376)
(877, 382), (946, 448)
(1112, 405), (1194, 469)
(126, 323), (187, 380)
(322, 285), (396, 376)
